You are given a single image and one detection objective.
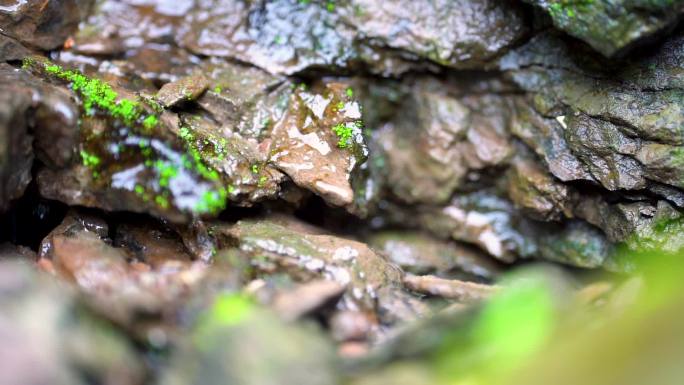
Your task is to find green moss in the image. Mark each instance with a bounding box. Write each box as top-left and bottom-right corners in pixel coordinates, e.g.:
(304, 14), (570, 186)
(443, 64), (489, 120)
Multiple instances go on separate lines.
(79, 150), (101, 168)
(142, 115), (158, 130)
(547, 0), (594, 19)
(24, 58), (231, 216)
(345, 87), (354, 98)
(332, 122), (354, 149)
(25, 59), (159, 129)
(21, 57), (35, 70)
(155, 195), (170, 209)
(154, 160), (179, 188)
(195, 188), (228, 214)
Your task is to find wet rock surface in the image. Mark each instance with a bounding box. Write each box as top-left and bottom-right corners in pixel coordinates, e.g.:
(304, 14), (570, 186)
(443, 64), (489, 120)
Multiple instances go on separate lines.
(177, 0), (528, 75)
(367, 230), (502, 281)
(0, 62), (79, 211)
(211, 218), (425, 325)
(2, 1), (684, 383)
(38, 211), (207, 326)
(524, 0), (684, 57)
(339, 0), (529, 69)
(0, 0), (93, 50)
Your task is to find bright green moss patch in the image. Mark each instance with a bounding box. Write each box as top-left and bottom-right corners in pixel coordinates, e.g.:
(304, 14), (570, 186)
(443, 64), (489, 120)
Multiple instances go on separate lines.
(332, 122), (354, 149)
(155, 195), (170, 209)
(79, 150), (101, 168)
(195, 188), (228, 214)
(23, 58), (159, 129)
(142, 115), (158, 130)
(154, 160), (179, 188)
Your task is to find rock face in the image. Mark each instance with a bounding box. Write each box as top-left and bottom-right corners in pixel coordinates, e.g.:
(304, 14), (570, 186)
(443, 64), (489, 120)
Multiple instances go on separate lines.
(20, 56), (370, 223)
(38, 211), (207, 324)
(367, 230), (502, 281)
(4, 1), (684, 382)
(179, 0), (527, 75)
(9, 0), (680, 273)
(269, 82), (367, 208)
(500, 31), (684, 264)
(523, 0), (684, 57)
(369, 76), (515, 205)
(339, 0), (529, 69)
(211, 218), (425, 324)
(0, 0), (93, 50)
(0, 63), (79, 211)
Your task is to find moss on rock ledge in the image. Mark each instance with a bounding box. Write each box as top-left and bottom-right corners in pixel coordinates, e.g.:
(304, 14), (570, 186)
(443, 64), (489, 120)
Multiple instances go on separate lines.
(23, 57), (231, 221)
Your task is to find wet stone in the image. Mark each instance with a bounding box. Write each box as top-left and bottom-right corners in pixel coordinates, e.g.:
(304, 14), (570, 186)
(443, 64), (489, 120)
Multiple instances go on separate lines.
(0, 0), (93, 50)
(38, 211), (207, 324)
(179, 0), (528, 75)
(0, 34), (31, 62)
(403, 274), (499, 303)
(73, 0), (189, 54)
(378, 190), (613, 269)
(156, 73), (210, 107)
(270, 279), (346, 321)
(0, 243), (36, 261)
(268, 82), (368, 209)
(371, 77), (514, 205)
(23, 58), (241, 222)
(330, 310), (374, 342)
(212, 218), (423, 325)
(534, 220), (611, 269)
(523, 0), (684, 57)
(0, 63), (80, 211)
(367, 230), (502, 281)
(196, 60), (287, 138)
(503, 32), (684, 212)
(179, 0), (358, 75)
(508, 97), (594, 183)
(340, 0), (529, 69)
(507, 156), (572, 221)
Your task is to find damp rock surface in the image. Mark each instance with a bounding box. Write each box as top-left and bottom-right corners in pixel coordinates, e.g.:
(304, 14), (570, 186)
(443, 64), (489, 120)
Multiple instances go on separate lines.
(2, 1), (684, 383)
(523, 0), (684, 57)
